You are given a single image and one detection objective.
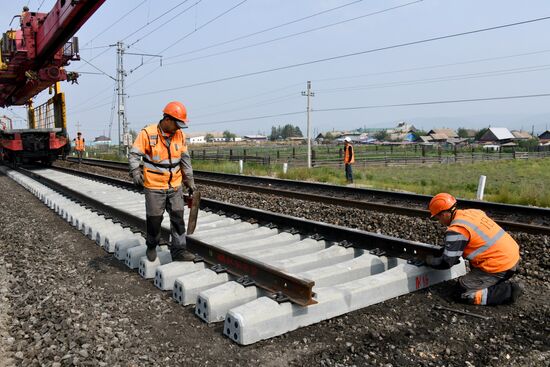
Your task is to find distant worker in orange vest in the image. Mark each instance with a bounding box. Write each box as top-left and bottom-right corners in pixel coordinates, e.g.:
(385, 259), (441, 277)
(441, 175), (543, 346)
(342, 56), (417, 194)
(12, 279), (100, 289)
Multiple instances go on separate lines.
(343, 137), (354, 183)
(73, 132), (85, 163)
(426, 193), (523, 306)
(128, 101), (196, 262)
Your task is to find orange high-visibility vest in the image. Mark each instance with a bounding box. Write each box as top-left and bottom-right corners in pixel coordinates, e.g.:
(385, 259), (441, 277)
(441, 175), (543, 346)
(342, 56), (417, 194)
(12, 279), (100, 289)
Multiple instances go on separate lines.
(131, 124), (188, 190)
(75, 137), (85, 151)
(344, 144), (355, 164)
(448, 209), (520, 273)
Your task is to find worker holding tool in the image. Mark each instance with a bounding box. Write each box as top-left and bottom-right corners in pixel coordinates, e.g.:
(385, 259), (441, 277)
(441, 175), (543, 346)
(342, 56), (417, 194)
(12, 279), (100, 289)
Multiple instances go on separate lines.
(73, 132), (85, 163)
(343, 137), (354, 183)
(128, 101), (196, 262)
(426, 193), (523, 306)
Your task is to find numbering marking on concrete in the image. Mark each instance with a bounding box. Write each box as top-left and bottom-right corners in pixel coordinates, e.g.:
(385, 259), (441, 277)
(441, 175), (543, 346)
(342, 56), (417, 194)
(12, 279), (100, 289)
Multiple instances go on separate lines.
(416, 274), (429, 289)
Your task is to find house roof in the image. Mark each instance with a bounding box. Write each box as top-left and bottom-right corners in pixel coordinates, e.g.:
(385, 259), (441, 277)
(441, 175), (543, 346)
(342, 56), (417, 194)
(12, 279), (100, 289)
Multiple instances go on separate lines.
(511, 130), (532, 139)
(93, 135), (111, 142)
(429, 133), (448, 140)
(538, 130), (550, 139)
(429, 128), (458, 138)
(418, 135), (433, 142)
(487, 127), (514, 140)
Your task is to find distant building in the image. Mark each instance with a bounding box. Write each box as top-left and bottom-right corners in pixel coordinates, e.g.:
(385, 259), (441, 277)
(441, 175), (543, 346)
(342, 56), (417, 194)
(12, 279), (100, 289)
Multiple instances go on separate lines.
(186, 132), (206, 144)
(428, 128), (459, 139)
(91, 135), (112, 146)
(539, 130), (550, 145)
(478, 127), (514, 143)
(244, 135), (268, 141)
(511, 130), (533, 141)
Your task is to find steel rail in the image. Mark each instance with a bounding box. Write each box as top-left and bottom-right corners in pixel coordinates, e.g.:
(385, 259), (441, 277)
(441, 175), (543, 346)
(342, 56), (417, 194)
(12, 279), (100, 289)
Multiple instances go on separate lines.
(17, 166), (316, 306)
(62, 157), (550, 235)
(20, 166), (446, 305)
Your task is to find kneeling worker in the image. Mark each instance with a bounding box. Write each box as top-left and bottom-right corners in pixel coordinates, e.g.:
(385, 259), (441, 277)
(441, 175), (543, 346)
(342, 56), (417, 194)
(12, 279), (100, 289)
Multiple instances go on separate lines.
(129, 101), (196, 262)
(426, 193), (523, 306)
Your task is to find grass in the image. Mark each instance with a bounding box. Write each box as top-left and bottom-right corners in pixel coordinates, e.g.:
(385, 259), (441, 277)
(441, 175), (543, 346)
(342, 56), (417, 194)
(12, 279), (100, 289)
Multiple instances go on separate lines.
(192, 158), (550, 207)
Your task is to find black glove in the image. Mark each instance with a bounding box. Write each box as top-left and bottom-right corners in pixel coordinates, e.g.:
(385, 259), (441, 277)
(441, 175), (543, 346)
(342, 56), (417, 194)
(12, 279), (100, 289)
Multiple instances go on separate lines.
(184, 180), (196, 195)
(130, 169), (144, 187)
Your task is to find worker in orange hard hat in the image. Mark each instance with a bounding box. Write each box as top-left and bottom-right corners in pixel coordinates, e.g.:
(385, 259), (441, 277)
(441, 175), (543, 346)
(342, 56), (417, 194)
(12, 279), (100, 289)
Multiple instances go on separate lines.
(425, 193), (523, 306)
(128, 101), (196, 262)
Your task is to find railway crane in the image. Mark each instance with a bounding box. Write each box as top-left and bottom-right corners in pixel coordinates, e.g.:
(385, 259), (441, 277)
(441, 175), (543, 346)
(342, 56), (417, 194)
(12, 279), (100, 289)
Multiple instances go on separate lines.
(0, 0), (106, 165)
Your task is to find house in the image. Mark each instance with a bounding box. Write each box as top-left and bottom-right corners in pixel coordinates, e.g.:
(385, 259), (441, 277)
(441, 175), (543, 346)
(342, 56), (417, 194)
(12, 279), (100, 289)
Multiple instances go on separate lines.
(511, 130), (533, 141)
(244, 135), (268, 142)
(428, 128), (459, 139)
(91, 135), (112, 146)
(186, 132), (207, 144)
(416, 135), (434, 144)
(478, 127), (514, 143)
(429, 133), (449, 143)
(538, 130), (550, 144)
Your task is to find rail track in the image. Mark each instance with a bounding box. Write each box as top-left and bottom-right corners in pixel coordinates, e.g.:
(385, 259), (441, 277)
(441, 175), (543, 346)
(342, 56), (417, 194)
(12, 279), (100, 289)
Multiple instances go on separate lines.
(3, 165), (466, 344)
(65, 157), (550, 236)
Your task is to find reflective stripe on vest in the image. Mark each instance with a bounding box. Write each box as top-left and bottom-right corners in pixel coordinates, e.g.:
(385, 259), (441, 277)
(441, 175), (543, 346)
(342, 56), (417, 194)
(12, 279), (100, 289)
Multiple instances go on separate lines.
(449, 209), (519, 273)
(136, 124), (188, 190)
(75, 138), (85, 151)
(451, 218), (506, 261)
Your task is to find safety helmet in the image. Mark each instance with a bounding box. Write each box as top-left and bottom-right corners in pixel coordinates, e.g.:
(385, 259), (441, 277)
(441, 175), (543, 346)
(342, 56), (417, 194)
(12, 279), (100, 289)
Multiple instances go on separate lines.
(163, 101), (188, 128)
(429, 193), (457, 218)
(344, 137), (351, 142)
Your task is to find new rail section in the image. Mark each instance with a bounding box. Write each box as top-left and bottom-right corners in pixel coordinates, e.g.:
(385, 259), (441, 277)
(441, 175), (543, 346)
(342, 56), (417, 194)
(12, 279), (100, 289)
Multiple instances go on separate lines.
(2, 165), (466, 343)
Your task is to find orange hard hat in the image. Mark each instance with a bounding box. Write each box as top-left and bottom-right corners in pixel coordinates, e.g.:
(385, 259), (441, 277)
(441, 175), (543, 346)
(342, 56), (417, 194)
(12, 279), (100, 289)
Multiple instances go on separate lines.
(429, 193), (457, 218)
(163, 101), (188, 128)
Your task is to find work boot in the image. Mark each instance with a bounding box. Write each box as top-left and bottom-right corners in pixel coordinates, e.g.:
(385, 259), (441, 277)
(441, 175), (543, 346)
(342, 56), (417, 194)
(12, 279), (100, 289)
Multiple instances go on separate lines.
(172, 250), (195, 262)
(510, 282), (524, 303)
(146, 246), (157, 262)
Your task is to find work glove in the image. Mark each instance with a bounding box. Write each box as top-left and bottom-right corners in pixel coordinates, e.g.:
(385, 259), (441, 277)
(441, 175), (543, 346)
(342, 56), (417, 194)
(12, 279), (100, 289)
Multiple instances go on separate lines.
(130, 168), (144, 187)
(184, 180), (196, 195)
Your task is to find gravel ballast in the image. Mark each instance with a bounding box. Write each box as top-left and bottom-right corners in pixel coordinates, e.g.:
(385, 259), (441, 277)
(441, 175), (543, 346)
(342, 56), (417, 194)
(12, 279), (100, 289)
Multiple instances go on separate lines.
(1, 165), (548, 366)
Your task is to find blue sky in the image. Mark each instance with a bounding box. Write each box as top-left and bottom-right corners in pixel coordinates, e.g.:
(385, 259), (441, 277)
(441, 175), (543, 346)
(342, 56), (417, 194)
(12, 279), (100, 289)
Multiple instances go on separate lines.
(2, 0), (550, 141)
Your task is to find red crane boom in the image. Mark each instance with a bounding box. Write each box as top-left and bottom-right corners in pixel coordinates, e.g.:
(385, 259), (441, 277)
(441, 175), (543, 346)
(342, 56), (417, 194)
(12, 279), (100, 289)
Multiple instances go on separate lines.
(0, 0), (106, 107)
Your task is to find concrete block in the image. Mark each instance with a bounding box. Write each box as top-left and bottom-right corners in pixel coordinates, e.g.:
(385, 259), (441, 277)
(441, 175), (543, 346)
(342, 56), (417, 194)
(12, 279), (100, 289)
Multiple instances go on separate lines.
(100, 228), (135, 252)
(138, 251), (172, 279)
(251, 237), (325, 263)
(271, 244), (357, 273)
(224, 261), (466, 345)
(115, 237), (145, 261)
(196, 281), (263, 324)
(125, 244), (147, 269)
(154, 261), (206, 291)
(173, 269), (230, 305)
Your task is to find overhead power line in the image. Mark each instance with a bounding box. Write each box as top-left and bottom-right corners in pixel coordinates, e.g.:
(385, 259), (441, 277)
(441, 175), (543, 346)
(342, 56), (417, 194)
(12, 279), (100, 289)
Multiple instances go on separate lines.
(131, 15), (550, 98)
(316, 64), (550, 94)
(81, 0), (148, 48)
(164, 0), (367, 60)
(312, 49), (550, 84)
(191, 92), (550, 126)
(126, 0), (198, 47)
(157, 0), (249, 55)
(163, 0), (423, 66)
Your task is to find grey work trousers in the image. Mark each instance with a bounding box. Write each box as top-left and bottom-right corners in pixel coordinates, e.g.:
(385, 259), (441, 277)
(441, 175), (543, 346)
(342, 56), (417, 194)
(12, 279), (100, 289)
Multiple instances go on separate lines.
(144, 186), (186, 255)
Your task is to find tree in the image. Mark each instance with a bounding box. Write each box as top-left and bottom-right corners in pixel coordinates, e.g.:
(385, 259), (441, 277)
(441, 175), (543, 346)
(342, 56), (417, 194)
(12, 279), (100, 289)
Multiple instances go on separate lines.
(475, 128), (489, 141)
(223, 130), (236, 142)
(205, 133), (214, 142)
(374, 130), (389, 141)
(457, 127), (476, 138)
(268, 124), (303, 140)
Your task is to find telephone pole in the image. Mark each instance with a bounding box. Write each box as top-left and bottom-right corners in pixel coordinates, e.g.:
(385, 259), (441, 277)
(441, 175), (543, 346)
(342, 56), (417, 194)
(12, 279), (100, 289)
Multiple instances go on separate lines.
(301, 81), (315, 168)
(116, 42), (128, 156)
(116, 41), (161, 156)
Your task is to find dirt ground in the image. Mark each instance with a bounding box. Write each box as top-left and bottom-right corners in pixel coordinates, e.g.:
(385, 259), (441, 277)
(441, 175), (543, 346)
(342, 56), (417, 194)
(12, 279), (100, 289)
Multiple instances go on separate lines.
(0, 172), (548, 366)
